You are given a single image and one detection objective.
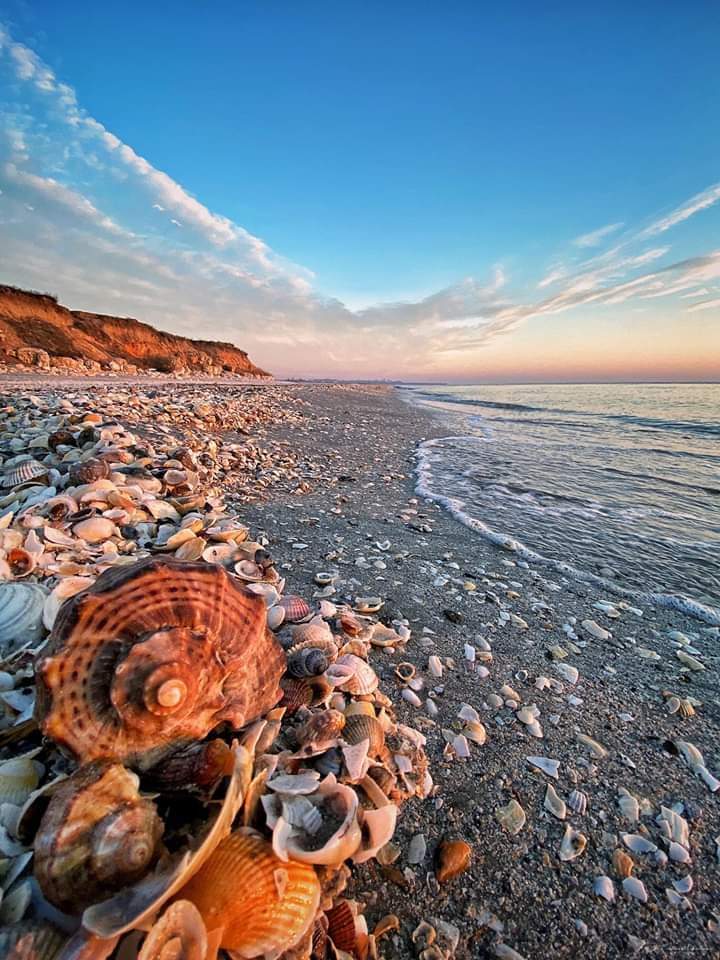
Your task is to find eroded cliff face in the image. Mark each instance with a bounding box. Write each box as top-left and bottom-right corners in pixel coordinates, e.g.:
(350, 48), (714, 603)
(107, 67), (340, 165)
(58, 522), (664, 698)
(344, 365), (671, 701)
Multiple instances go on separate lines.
(0, 285), (270, 377)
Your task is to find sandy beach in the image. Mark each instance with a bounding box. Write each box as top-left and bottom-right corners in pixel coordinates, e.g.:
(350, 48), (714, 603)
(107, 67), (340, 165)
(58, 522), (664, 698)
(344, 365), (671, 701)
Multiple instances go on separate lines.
(0, 378), (718, 960)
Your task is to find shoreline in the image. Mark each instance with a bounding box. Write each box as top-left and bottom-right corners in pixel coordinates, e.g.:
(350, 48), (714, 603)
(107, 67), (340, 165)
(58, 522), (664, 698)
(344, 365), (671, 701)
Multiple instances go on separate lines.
(0, 380), (718, 959)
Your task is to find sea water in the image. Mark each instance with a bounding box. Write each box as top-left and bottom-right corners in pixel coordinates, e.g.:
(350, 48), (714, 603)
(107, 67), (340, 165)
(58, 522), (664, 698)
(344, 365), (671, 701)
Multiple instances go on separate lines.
(401, 382), (720, 624)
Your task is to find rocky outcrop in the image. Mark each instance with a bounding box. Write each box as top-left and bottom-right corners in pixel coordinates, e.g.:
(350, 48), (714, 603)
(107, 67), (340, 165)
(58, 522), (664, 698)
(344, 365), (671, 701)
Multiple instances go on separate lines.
(0, 285), (270, 377)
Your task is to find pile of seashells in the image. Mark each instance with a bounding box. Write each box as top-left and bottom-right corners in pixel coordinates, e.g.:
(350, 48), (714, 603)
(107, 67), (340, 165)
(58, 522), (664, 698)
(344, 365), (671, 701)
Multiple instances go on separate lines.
(0, 393), (430, 959)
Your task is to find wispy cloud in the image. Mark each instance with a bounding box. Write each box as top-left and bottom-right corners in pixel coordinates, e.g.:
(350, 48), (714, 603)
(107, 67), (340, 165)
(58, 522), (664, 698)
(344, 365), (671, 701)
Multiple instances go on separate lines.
(573, 222), (623, 248)
(0, 23), (718, 378)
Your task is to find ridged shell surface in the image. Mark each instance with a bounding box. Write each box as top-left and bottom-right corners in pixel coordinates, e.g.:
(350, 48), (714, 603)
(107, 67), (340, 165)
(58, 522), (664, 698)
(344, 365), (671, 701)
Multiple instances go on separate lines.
(176, 831), (320, 958)
(0, 581), (49, 654)
(343, 715), (385, 756)
(34, 557), (286, 765)
(138, 900), (207, 960)
(2, 459), (48, 488)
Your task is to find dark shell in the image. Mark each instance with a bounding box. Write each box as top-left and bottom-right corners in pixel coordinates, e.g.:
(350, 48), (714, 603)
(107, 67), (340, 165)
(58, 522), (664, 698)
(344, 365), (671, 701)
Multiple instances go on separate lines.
(48, 429), (76, 451)
(287, 647), (329, 679)
(142, 738), (235, 793)
(76, 427), (99, 447)
(325, 901), (357, 954)
(35, 556), (286, 766)
(69, 458), (109, 486)
(314, 746), (343, 777)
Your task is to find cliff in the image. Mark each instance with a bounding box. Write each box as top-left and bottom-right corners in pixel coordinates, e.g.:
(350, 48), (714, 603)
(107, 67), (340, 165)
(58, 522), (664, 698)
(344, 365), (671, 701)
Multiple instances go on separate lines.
(0, 285), (270, 377)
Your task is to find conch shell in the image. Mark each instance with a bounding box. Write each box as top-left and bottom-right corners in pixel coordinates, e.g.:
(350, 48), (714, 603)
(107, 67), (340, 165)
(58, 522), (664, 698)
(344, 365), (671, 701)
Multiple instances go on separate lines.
(35, 557), (286, 766)
(34, 761), (164, 914)
(176, 830), (320, 959)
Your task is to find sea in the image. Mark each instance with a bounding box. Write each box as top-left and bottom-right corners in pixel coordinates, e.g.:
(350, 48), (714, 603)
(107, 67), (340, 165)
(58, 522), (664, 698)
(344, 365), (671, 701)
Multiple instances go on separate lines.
(400, 382), (720, 624)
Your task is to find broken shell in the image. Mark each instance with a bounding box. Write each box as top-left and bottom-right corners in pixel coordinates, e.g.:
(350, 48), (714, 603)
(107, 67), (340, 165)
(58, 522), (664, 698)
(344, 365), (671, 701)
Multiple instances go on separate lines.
(42, 576), (94, 631)
(559, 825), (587, 861)
(544, 784), (566, 820)
(138, 900), (207, 960)
(622, 876), (648, 903)
(622, 834), (657, 855)
(613, 848), (634, 878)
(35, 557), (286, 766)
(268, 775), (362, 865)
(34, 761), (164, 913)
(593, 875), (615, 901)
(143, 739), (235, 793)
(395, 662), (416, 682)
(427, 655), (443, 678)
(0, 923), (66, 959)
(177, 831), (320, 958)
(343, 714), (386, 757)
(72, 516), (117, 543)
(567, 789), (588, 815)
(330, 655), (379, 696)
(6, 547), (37, 578)
(496, 799), (526, 835)
(435, 839), (472, 883)
(526, 756), (560, 779)
(296, 710), (346, 747)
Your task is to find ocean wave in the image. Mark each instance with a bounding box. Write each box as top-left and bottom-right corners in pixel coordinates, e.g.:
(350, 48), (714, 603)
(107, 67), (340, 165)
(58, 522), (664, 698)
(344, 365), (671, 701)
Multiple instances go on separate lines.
(414, 436), (720, 626)
(601, 466), (720, 496)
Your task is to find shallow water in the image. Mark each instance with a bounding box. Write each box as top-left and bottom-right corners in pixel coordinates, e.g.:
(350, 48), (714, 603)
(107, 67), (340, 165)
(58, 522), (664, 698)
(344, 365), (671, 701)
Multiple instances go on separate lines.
(402, 382), (720, 621)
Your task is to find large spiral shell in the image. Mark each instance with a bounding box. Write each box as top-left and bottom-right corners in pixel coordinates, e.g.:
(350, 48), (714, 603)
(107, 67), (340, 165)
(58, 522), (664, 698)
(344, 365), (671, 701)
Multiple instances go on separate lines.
(176, 831), (320, 958)
(34, 557), (286, 766)
(34, 761), (164, 914)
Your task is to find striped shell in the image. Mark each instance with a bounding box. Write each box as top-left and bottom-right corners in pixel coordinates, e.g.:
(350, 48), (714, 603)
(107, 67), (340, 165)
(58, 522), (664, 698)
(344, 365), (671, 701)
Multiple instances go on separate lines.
(0, 581), (48, 654)
(34, 557), (286, 766)
(296, 710), (346, 747)
(279, 595), (313, 624)
(0, 923), (65, 960)
(343, 715), (386, 757)
(326, 900), (358, 954)
(34, 761), (164, 914)
(332, 654), (379, 696)
(2, 459), (48, 489)
(138, 901), (207, 960)
(176, 831), (320, 957)
(290, 623), (334, 647)
(280, 675), (332, 714)
(142, 739), (235, 793)
(69, 458), (110, 485)
(287, 647), (329, 679)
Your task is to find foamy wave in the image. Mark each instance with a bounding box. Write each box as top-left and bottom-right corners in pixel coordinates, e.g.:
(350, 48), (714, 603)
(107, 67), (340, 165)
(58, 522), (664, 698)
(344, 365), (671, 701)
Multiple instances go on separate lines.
(415, 436), (720, 626)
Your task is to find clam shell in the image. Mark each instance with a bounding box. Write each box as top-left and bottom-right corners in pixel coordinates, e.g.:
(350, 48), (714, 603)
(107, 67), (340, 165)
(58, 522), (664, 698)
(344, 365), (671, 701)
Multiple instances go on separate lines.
(435, 839), (472, 884)
(69, 458), (110, 485)
(279, 595), (313, 624)
(176, 831), (320, 957)
(0, 581), (49, 654)
(42, 577), (94, 631)
(138, 900), (207, 960)
(269, 776), (362, 866)
(2, 459), (48, 489)
(0, 754), (44, 806)
(72, 517), (117, 543)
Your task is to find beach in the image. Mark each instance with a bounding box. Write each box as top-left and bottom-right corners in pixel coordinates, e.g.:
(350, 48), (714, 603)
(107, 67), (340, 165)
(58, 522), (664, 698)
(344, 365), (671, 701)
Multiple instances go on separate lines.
(1, 377), (718, 959)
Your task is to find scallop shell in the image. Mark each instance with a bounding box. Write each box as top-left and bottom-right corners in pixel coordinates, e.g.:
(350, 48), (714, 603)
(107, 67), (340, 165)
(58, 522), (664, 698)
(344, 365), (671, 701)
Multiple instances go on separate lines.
(296, 710), (346, 747)
(0, 581), (49, 654)
(330, 655), (379, 696)
(69, 458), (110, 485)
(435, 839), (472, 884)
(2, 459), (48, 489)
(83, 743), (250, 938)
(325, 900), (357, 953)
(35, 557), (286, 766)
(279, 595), (313, 624)
(343, 715), (386, 757)
(175, 831), (320, 958)
(567, 789), (588, 815)
(138, 900), (207, 960)
(34, 761), (164, 914)
(0, 754), (44, 806)
(280, 675), (332, 715)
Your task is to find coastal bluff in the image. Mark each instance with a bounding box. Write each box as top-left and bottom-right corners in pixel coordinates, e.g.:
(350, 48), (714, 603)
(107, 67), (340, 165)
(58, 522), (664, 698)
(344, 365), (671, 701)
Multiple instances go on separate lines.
(0, 284), (269, 377)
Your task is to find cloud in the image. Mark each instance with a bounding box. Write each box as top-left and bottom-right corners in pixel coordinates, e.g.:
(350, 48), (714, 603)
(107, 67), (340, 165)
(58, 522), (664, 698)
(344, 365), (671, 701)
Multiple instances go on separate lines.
(641, 183), (720, 236)
(537, 265), (567, 289)
(686, 296), (720, 313)
(573, 222), (623, 248)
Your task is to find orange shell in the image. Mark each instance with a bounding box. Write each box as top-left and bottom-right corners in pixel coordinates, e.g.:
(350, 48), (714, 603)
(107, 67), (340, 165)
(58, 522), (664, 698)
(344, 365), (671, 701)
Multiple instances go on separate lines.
(435, 839), (472, 884)
(177, 831), (320, 958)
(34, 557), (286, 766)
(325, 900), (357, 953)
(138, 900), (207, 960)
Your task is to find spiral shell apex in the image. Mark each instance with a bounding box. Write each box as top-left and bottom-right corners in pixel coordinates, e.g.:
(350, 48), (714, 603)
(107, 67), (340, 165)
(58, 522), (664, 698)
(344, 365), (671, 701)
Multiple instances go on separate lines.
(34, 761), (164, 914)
(176, 831), (320, 958)
(287, 646), (329, 679)
(34, 557), (286, 766)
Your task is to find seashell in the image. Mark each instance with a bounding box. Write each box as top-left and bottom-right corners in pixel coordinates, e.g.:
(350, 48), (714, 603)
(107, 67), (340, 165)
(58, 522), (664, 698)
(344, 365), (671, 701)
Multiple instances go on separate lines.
(622, 833), (657, 854)
(343, 714), (386, 757)
(554, 663), (579, 685)
(353, 802), (398, 864)
(177, 831), (319, 959)
(314, 747), (343, 778)
(35, 557), (286, 766)
(173, 537), (206, 562)
(338, 612), (363, 637)
(678, 698), (696, 718)
(82, 743), (249, 939)
(233, 559), (265, 582)
(138, 900), (207, 960)
(526, 756), (560, 779)
(34, 761), (164, 914)
(0, 754), (44, 806)
(0, 581), (49, 654)
(280, 676), (326, 714)
(69, 458), (110, 486)
(267, 775), (362, 865)
(6, 547), (36, 578)
(567, 789), (588, 815)
(287, 646), (329, 679)
(330, 654), (379, 696)
(427, 655), (443, 678)
(617, 789), (640, 824)
(500, 684), (521, 702)
(593, 875), (615, 901)
(559, 825), (587, 861)
(577, 732), (608, 758)
(325, 900), (357, 953)
(0, 922), (66, 959)
(279, 595), (313, 623)
(72, 516), (117, 543)
(296, 709), (346, 747)
(267, 604), (285, 631)
(435, 839), (472, 883)
(613, 848), (634, 878)
(244, 581), (281, 607)
(544, 784), (566, 820)
(401, 688), (422, 707)
(395, 662), (416, 682)
(3, 459), (49, 489)
(496, 798), (526, 835)
(464, 720), (487, 745)
(48, 428), (77, 450)
(143, 739), (235, 793)
(676, 649), (704, 671)
(669, 841), (691, 863)
(42, 576), (93, 631)
(622, 876), (648, 903)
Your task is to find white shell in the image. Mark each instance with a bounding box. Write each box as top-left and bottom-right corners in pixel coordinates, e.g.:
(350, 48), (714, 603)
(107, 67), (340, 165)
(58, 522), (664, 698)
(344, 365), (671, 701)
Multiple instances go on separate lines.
(559, 825), (587, 861)
(0, 581), (49, 653)
(526, 756), (560, 779)
(593, 875), (615, 901)
(544, 784), (566, 820)
(622, 833), (657, 854)
(622, 877), (648, 902)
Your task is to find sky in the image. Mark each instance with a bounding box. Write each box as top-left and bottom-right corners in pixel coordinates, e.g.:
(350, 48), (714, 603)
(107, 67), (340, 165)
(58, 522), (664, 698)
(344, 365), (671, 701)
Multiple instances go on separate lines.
(0, 2), (719, 381)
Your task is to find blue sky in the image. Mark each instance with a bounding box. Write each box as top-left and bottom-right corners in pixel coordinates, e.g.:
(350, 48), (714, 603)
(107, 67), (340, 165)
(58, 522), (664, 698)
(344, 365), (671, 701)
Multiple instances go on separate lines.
(0, 3), (719, 379)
